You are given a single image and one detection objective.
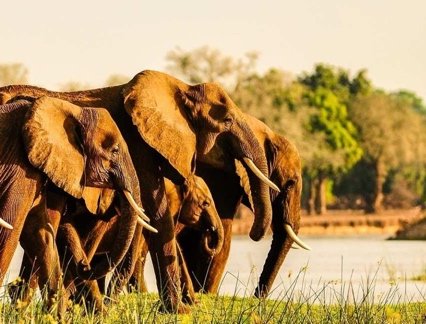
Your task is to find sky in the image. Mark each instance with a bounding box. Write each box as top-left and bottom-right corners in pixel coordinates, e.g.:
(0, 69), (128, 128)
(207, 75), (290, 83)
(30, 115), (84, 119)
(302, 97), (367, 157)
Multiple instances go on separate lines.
(1, 0), (425, 100)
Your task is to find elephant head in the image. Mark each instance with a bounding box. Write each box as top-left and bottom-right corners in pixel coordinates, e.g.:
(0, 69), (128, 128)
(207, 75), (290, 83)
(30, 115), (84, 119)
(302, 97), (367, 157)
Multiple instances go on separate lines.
(175, 175), (224, 257)
(123, 70), (277, 241)
(21, 96), (155, 279)
(238, 114), (310, 297)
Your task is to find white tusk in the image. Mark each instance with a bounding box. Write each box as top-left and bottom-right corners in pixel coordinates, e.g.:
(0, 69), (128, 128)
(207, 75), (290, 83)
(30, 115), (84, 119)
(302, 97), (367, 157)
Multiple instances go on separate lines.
(123, 191), (150, 222)
(137, 217), (158, 233)
(0, 218), (13, 230)
(284, 224), (311, 251)
(243, 158), (280, 192)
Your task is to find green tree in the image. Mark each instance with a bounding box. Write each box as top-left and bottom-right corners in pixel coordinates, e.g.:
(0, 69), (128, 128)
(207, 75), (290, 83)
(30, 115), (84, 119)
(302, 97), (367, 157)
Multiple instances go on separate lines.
(298, 64), (368, 214)
(0, 63), (28, 86)
(392, 90), (426, 115)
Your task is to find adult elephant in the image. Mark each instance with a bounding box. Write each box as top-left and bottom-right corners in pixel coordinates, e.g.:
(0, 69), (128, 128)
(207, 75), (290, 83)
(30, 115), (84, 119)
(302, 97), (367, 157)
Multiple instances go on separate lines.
(0, 97), (152, 313)
(0, 70), (276, 312)
(178, 113), (310, 297)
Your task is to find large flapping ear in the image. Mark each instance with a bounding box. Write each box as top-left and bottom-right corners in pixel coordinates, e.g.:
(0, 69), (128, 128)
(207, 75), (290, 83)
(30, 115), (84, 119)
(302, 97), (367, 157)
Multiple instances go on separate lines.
(82, 187), (116, 214)
(22, 96), (85, 198)
(122, 70), (197, 178)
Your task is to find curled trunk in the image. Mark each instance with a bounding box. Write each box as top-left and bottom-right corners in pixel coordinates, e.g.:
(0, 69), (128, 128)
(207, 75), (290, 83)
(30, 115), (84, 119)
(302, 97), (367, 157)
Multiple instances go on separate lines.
(201, 205), (224, 256)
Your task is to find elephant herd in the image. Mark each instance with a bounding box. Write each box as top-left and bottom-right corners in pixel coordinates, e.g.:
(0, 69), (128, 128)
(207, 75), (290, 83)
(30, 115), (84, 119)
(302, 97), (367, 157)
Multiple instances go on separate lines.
(0, 70), (310, 316)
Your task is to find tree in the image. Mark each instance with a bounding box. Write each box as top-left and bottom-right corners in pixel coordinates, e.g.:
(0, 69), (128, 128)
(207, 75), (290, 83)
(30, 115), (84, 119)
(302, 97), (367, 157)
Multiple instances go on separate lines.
(392, 90), (426, 115)
(348, 92), (424, 212)
(166, 45), (258, 91)
(298, 64), (368, 214)
(0, 63), (28, 86)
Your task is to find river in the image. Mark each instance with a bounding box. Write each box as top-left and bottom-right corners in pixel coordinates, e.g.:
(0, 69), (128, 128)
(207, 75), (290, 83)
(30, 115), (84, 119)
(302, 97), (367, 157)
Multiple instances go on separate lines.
(5, 235), (426, 303)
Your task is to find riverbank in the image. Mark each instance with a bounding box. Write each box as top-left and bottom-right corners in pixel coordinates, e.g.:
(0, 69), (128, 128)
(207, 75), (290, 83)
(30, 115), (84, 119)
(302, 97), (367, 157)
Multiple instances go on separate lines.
(232, 206), (425, 237)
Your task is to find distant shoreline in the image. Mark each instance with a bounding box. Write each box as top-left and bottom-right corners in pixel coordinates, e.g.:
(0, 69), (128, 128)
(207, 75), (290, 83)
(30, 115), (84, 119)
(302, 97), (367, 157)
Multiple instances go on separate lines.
(232, 206), (425, 238)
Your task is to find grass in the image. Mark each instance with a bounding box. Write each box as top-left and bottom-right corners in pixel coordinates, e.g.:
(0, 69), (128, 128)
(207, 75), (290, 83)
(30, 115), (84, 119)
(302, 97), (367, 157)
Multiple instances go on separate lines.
(0, 270), (425, 324)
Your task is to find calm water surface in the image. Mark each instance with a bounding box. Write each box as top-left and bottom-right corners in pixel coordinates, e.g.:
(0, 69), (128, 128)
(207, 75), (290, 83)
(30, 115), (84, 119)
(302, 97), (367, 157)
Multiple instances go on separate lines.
(6, 235), (426, 303)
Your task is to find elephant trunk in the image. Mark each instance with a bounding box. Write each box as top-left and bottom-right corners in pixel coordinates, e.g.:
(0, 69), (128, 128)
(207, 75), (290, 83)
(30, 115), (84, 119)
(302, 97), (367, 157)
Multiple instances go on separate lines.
(201, 205), (224, 257)
(232, 120), (273, 242)
(78, 159), (142, 280)
(78, 192), (139, 280)
(255, 190), (301, 297)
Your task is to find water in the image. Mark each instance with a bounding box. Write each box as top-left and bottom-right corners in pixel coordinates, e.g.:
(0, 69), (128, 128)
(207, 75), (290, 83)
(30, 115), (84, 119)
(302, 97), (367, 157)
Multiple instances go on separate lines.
(6, 235), (426, 303)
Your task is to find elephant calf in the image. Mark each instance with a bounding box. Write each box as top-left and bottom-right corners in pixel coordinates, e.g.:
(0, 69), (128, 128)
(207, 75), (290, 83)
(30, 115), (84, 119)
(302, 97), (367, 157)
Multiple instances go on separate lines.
(110, 173), (224, 305)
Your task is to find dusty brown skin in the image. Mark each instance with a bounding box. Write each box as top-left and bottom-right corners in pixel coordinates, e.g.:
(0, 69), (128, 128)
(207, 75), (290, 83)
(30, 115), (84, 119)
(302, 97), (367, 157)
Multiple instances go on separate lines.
(128, 174), (224, 303)
(0, 70), (273, 312)
(178, 114), (303, 296)
(1, 97), (143, 314)
(52, 173), (223, 308)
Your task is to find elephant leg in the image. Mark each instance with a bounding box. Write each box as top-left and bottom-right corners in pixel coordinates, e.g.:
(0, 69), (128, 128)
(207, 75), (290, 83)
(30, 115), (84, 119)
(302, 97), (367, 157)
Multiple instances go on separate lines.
(122, 135), (187, 313)
(0, 175), (39, 286)
(128, 238), (149, 292)
(20, 193), (66, 314)
(105, 227), (142, 296)
(57, 221), (104, 312)
(176, 243), (196, 304)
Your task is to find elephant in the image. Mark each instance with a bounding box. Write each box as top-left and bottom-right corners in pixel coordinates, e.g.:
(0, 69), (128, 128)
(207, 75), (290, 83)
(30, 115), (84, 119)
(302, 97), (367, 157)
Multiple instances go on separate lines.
(0, 70), (277, 312)
(168, 174), (224, 257)
(127, 173), (224, 303)
(0, 97), (153, 314)
(177, 113), (310, 297)
(56, 173), (224, 308)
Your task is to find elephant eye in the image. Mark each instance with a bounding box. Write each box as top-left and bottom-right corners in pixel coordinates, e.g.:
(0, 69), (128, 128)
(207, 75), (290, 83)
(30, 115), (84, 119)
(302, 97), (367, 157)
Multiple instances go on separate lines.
(202, 200), (210, 208)
(223, 116), (233, 128)
(111, 145), (119, 155)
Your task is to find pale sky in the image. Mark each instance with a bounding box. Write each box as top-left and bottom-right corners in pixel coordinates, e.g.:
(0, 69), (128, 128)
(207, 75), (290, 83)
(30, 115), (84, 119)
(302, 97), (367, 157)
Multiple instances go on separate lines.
(1, 0), (425, 100)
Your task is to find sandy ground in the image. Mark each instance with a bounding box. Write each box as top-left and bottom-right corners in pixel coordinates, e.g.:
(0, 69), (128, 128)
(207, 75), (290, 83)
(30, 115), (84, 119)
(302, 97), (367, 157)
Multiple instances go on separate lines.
(232, 206), (425, 237)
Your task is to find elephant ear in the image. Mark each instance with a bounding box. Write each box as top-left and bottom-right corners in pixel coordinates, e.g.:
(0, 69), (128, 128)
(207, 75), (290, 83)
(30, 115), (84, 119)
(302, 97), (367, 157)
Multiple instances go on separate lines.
(81, 187), (103, 214)
(122, 70), (196, 178)
(82, 187), (116, 214)
(23, 96), (85, 198)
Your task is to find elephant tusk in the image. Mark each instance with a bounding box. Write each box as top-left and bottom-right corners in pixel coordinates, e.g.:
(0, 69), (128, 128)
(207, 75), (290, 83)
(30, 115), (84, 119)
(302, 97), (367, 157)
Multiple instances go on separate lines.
(137, 217), (158, 234)
(123, 191), (151, 222)
(243, 158), (280, 192)
(284, 224), (311, 251)
(0, 218), (13, 230)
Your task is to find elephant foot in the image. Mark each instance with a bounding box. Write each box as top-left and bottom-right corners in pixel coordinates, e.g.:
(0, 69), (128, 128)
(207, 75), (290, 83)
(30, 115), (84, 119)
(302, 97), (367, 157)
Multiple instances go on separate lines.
(181, 289), (198, 305)
(71, 282), (106, 315)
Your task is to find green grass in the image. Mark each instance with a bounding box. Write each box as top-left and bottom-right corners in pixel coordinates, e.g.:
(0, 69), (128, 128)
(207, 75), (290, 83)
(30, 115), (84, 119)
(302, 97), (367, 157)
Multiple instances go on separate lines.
(0, 277), (425, 324)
